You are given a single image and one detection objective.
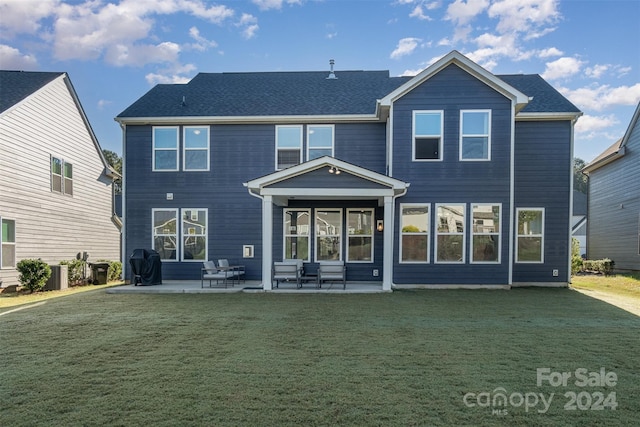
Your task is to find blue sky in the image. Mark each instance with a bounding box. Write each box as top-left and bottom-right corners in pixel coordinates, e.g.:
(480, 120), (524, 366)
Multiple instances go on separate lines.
(1, 0), (639, 163)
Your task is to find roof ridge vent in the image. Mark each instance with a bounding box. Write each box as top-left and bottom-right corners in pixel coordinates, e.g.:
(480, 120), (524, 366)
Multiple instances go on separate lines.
(326, 59), (337, 80)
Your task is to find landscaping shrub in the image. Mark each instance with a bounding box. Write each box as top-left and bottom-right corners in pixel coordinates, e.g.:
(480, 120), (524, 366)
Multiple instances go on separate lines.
(571, 237), (583, 275)
(582, 258), (615, 275)
(16, 259), (52, 293)
(60, 259), (87, 285)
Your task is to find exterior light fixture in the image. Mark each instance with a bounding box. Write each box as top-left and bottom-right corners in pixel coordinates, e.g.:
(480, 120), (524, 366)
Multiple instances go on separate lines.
(328, 166), (341, 174)
(328, 166), (334, 174)
(377, 220), (384, 232)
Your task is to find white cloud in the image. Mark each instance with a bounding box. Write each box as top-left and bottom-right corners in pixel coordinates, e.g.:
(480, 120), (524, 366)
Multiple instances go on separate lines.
(574, 114), (619, 135)
(0, 0), (60, 37)
(445, 0), (489, 26)
(187, 27), (218, 52)
(538, 47), (563, 58)
(559, 83), (640, 111)
(104, 41), (182, 67)
(390, 37), (422, 59)
(252, 0), (301, 11)
(97, 99), (112, 110)
(541, 56), (584, 80)
(585, 64), (609, 79)
(488, 0), (559, 34)
(145, 63), (198, 85)
(0, 44), (38, 69)
(238, 13), (259, 39)
(410, 5), (432, 20)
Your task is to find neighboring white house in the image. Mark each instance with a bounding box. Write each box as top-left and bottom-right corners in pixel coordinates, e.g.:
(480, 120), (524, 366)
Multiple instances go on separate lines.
(0, 70), (121, 288)
(572, 190), (587, 257)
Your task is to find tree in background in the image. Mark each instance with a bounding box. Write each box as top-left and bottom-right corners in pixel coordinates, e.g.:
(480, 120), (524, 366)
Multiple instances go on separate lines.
(103, 149), (122, 194)
(573, 158), (588, 194)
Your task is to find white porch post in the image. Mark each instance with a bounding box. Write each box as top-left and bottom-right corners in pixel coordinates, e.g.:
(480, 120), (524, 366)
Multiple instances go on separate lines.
(262, 195), (273, 290)
(382, 196), (393, 291)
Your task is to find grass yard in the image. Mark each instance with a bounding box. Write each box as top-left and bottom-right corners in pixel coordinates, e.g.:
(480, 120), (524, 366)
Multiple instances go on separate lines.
(1, 288), (638, 426)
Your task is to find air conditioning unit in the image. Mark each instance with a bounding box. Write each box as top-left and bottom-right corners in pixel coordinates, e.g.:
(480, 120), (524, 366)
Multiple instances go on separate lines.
(44, 264), (69, 291)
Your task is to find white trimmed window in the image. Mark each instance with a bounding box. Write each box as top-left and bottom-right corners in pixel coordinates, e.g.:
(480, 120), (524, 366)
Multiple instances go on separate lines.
(153, 127), (179, 171)
(413, 111), (443, 161)
(347, 209), (374, 262)
(276, 125), (302, 170)
(460, 110), (491, 160)
(1, 218), (16, 269)
(183, 127), (209, 171)
(182, 209), (207, 261)
(471, 204), (501, 263)
(316, 209), (342, 261)
(435, 204), (465, 263)
(400, 204), (430, 263)
(51, 156), (73, 195)
(307, 125), (334, 161)
(516, 208), (545, 263)
(153, 209), (178, 261)
(284, 209), (310, 261)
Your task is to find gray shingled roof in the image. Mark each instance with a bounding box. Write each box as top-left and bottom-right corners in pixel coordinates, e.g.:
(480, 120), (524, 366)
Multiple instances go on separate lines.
(117, 69), (579, 119)
(0, 70), (64, 114)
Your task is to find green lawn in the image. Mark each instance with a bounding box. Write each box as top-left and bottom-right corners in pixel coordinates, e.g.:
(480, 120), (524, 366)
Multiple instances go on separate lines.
(571, 273), (640, 300)
(1, 288), (638, 426)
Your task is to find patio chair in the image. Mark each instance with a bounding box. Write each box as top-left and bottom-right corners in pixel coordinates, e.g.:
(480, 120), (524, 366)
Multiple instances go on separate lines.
(272, 260), (303, 288)
(317, 261), (346, 289)
(218, 259), (245, 285)
(201, 260), (231, 288)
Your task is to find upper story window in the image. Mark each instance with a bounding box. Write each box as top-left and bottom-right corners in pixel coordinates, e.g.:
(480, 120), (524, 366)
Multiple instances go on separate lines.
(400, 204), (430, 263)
(183, 127), (209, 171)
(153, 127), (179, 171)
(413, 111), (443, 161)
(460, 110), (491, 160)
(51, 156), (73, 195)
(308, 125), (334, 161)
(1, 218), (16, 269)
(276, 125), (303, 170)
(516, 208), (545, 263)
(435, 204), (465, 263)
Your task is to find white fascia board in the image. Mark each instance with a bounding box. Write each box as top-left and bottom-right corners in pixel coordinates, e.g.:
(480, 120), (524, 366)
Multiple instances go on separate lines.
(114, 113), (381, 125)
(379, 50), (529, 108)
(261, 188), (396, 197)
(516, 112), (583, 121)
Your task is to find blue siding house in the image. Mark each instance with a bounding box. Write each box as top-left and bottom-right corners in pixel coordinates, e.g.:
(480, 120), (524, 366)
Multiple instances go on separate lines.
(116, 51), (581, 290)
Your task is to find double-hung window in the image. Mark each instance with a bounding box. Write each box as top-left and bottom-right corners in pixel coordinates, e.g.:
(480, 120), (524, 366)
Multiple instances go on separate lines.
(153, 209), (178, 261)
(51, 156), (73, 195)
(400, 204), (430, 263)
(471, 204), (500, 263)
(413, 111), (443, 160)
(183, 127), (209, 171)
(182, 209), (207, 261)
(307, 125), (334, 160)
(460, 110), (491, 160)
(284, 209), (310, 261)
(347, 209), (373, 262)
(435, 204), (465, 263)
(516, 208), (544, 262)
(316, 209), (342, 261)
(1, 218), (16, 268)
(153, 127), (179, 171)
(276, 126), (302, 169)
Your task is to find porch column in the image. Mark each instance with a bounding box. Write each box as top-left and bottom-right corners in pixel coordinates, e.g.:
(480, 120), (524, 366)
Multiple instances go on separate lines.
(382, 196), (393, 291)
(262, 195), (273, 290)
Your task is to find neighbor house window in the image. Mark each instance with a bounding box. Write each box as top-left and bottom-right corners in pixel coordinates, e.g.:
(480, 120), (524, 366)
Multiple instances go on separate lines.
(153, 127), (179, 171)
(284, 209), (310, 261)
(307, 125), (334, 160)
(316, 209), (342, 261)
(435, 204), (465, 263)
(516, 208), (544, 263)
(460, 110), (491, 160)
(153, 209), (178, 261)
(276, 125), (302, 169)
(400, 204), (429, 263)
(413, 111), (443, 160)
(183, 127), (209, 171)
(51, 156), (73, 195)
(1, 218), (16, 268)
(182, 209), (207, 261)
(347, 209), (374, 262)
(471, 204), (501, 263)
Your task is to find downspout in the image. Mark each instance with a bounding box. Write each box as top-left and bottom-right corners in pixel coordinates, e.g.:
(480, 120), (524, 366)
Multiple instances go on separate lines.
(119, 122), (126, 282)
(388, 186), (409, 290)
(508, 100), (516, 287)
(244, 186), (273, 290)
